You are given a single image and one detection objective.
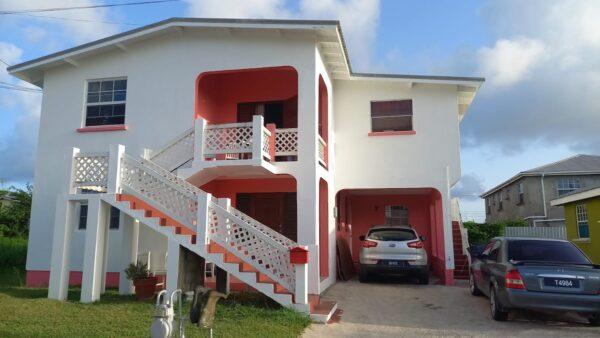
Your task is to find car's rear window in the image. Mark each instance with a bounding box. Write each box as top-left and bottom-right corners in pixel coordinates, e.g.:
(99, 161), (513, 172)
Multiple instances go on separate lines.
(507, 240), (591, 264)
(367, 228), (416, 241)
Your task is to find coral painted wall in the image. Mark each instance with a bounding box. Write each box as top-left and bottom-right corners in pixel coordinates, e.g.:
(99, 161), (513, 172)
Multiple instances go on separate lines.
(200, 176), (296, 207)
(195, 66), (298, 123)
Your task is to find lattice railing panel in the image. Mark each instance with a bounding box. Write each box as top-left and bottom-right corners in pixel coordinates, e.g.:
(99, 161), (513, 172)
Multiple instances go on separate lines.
(275, 129), (298, 156)
(318, 136), (326, 165)
(208, 202), (296, 292)
(72, 153), (109, 191)
(150, 128), (195, 172)
(120, 154), (197, 227)
(203, 124), (253, 155)
(262, 128), (271, 159)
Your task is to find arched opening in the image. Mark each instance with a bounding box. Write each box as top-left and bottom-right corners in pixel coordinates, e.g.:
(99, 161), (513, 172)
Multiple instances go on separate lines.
(335, 188), (449, 284)
(195, 66), (298, 127)
(319, 178), (329, 278)
(317, 75), (329, 167)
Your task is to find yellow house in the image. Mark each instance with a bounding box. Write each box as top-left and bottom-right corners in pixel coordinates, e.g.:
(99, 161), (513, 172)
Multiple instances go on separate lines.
(551, 187), (600, 264)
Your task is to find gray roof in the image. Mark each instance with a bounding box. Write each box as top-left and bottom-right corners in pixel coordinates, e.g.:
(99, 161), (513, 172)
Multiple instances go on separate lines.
(481, 154), (600, 197)
(523, 154), (600, 174)
(8, 17), (485, 86)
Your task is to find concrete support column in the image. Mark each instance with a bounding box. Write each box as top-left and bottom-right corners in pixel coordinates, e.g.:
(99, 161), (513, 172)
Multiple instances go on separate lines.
(196, 192), (211, 254)
(192, 118), (206, 167)
(166, 238), (180, 296)
(119, 214), (139, 295)
(48, 197), (77, 301)
(252, 115), (265, 165)
(81, 197), (109, 303)
(216, 198), (231, 294)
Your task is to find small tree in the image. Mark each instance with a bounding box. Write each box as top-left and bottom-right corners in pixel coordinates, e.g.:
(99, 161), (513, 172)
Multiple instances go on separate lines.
(0, 184), (33, 237)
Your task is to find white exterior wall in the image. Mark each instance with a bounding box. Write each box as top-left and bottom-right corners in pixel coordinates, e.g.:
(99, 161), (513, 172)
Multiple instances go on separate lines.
(332, 80), (462, 271)
(27, 30), (317, 274)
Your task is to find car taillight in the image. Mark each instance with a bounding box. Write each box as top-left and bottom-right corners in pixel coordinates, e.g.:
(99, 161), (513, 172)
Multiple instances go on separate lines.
(505, 269), (525, 289)
(362, 240), (378, 248)
(407, 240), (423, 249)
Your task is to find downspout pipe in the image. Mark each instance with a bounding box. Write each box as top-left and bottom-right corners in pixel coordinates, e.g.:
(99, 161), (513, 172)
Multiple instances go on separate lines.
(536, 173), (547, 227)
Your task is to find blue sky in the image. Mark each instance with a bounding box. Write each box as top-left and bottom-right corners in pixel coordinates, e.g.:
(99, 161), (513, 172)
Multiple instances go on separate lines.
(1, 0), (599, 221)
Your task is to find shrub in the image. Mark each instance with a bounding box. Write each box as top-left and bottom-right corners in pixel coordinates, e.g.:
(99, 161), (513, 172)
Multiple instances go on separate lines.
(0, 236), (27, 268)
(463, 221), (505, 245)
(0, 185), (33, 237)
(124, 262), (150, 281)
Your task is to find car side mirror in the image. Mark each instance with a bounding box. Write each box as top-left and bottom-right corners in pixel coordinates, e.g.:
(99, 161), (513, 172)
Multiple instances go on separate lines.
(420, 236), (426, 242)
(359, 235), (365, 241)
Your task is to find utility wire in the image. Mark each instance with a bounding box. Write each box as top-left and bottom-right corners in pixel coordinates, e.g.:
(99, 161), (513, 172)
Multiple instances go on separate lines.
(12, 13), (141, 26)
(0, 85), (42, 93)
(0, 81), (42, 93)
(0, 58), (10, 66)
(0, 0), (180, 15)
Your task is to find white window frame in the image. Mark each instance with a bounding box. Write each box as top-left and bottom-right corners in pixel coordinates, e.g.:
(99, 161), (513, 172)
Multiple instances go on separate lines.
(575, 204), (589, 239)
(370, 99), (413, 132)
(556, 177), (581, 196)
(84, 77), (127, 126)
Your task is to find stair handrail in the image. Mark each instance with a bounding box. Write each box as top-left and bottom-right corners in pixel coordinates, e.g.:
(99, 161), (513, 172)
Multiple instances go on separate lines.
(208, 201), (296, 291)
(149, 127), (195, 171)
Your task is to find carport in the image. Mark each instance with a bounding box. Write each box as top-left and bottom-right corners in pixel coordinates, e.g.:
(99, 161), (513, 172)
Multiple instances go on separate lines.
(336, 188), (450, 284)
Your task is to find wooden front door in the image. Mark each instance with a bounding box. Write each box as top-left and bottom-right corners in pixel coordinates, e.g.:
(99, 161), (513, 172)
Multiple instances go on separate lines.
(236, 192), (297, 241)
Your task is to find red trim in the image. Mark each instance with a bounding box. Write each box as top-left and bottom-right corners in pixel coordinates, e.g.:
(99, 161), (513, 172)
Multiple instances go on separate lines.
(368, 130), (416, 136)
(26, 270), (120, 288)
(77, 125), (128, 133)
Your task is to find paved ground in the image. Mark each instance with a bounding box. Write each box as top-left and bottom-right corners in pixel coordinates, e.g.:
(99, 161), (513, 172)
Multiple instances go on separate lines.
(303, 277), (600, 337)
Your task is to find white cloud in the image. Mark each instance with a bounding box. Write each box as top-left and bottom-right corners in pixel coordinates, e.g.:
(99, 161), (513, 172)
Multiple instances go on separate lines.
(477, 37), (545, 88)
(0, 42), (42, 183)
(0, 0), (119, 43)
(457, 0), (600, 155)
(185, 0), (290, 18)
(184, 0), (381, 70)
(451, 173), (486, 201)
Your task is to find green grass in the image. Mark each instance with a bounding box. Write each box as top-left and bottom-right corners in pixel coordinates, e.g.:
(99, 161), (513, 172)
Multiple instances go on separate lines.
(0, 266), (310, 337)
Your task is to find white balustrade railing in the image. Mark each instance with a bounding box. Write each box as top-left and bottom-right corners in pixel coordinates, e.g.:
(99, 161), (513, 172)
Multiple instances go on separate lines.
(318, 135), (327, 165)
(275, 128), (298, 156)
(150, 128), (195, 172)
(120, 154), (198, 227)
(208, 201), (297, 292)
(262, 126), (272, 160)
(203, 122), (253, 156)
(72, 152), (109, 191)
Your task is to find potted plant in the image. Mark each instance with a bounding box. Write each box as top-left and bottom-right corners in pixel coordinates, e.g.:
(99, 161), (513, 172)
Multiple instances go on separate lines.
(124, 262), (157, 300)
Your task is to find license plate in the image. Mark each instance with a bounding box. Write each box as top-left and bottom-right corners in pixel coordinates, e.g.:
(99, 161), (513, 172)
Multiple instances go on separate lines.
(543, 278), (579, 288)
(385, 260), (405, 266)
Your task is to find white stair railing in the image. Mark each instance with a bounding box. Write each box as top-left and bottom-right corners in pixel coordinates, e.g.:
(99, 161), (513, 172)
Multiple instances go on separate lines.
(150, 128), (195, 172)
(114, 151), (300, 293)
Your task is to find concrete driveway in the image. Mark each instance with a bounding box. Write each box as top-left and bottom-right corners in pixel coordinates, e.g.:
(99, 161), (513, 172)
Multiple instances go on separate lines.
(302, 278), (600, 337)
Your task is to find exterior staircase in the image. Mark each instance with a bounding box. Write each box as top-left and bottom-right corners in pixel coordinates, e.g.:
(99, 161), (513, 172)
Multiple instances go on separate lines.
(59, 122), (338, 320)
(452, 221), (469, 280)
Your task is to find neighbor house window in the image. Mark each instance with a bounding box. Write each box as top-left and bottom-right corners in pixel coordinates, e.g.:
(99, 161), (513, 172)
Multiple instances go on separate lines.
(385, 205), (408, 226)
(517, 183), (524, 204)
(486, 198), (491, 214)
(498, 191), (503, 210)
(556, 177), (580, 196)
(370, 100), (413, 132)
(576, 204), (589, 238)
(85, 78), (127, 126)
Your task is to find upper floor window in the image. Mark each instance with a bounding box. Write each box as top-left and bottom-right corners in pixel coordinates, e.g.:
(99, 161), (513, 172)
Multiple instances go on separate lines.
(576, 204), (589, 238)
(85, 78), (127, 126)
(486, 198), (491, 214)
(517, 182), (524, 204)
(556, 177), (580, 196)
(385, 205), (408, 226)
(370, 100), (413, 132)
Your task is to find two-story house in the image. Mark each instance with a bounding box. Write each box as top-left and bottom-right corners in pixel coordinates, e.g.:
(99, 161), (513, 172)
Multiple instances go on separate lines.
(481, 154), (600, 227)
(8, 18), (482, 320)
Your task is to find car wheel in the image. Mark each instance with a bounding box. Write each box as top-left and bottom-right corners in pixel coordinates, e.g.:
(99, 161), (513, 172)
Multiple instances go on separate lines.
(490, 287), (509, 321)
(358, 266), (370, 283)
(469, 273), (482, 296)
(589, 314), (600, 326)
(418, 274), (429, 285)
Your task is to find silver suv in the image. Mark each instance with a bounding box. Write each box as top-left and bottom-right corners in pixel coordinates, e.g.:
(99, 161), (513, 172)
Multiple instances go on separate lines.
(359, 225), (429, 284)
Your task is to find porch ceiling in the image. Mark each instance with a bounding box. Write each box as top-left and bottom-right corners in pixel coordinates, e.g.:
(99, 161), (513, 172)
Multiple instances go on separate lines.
(342, 188), (437, 196)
